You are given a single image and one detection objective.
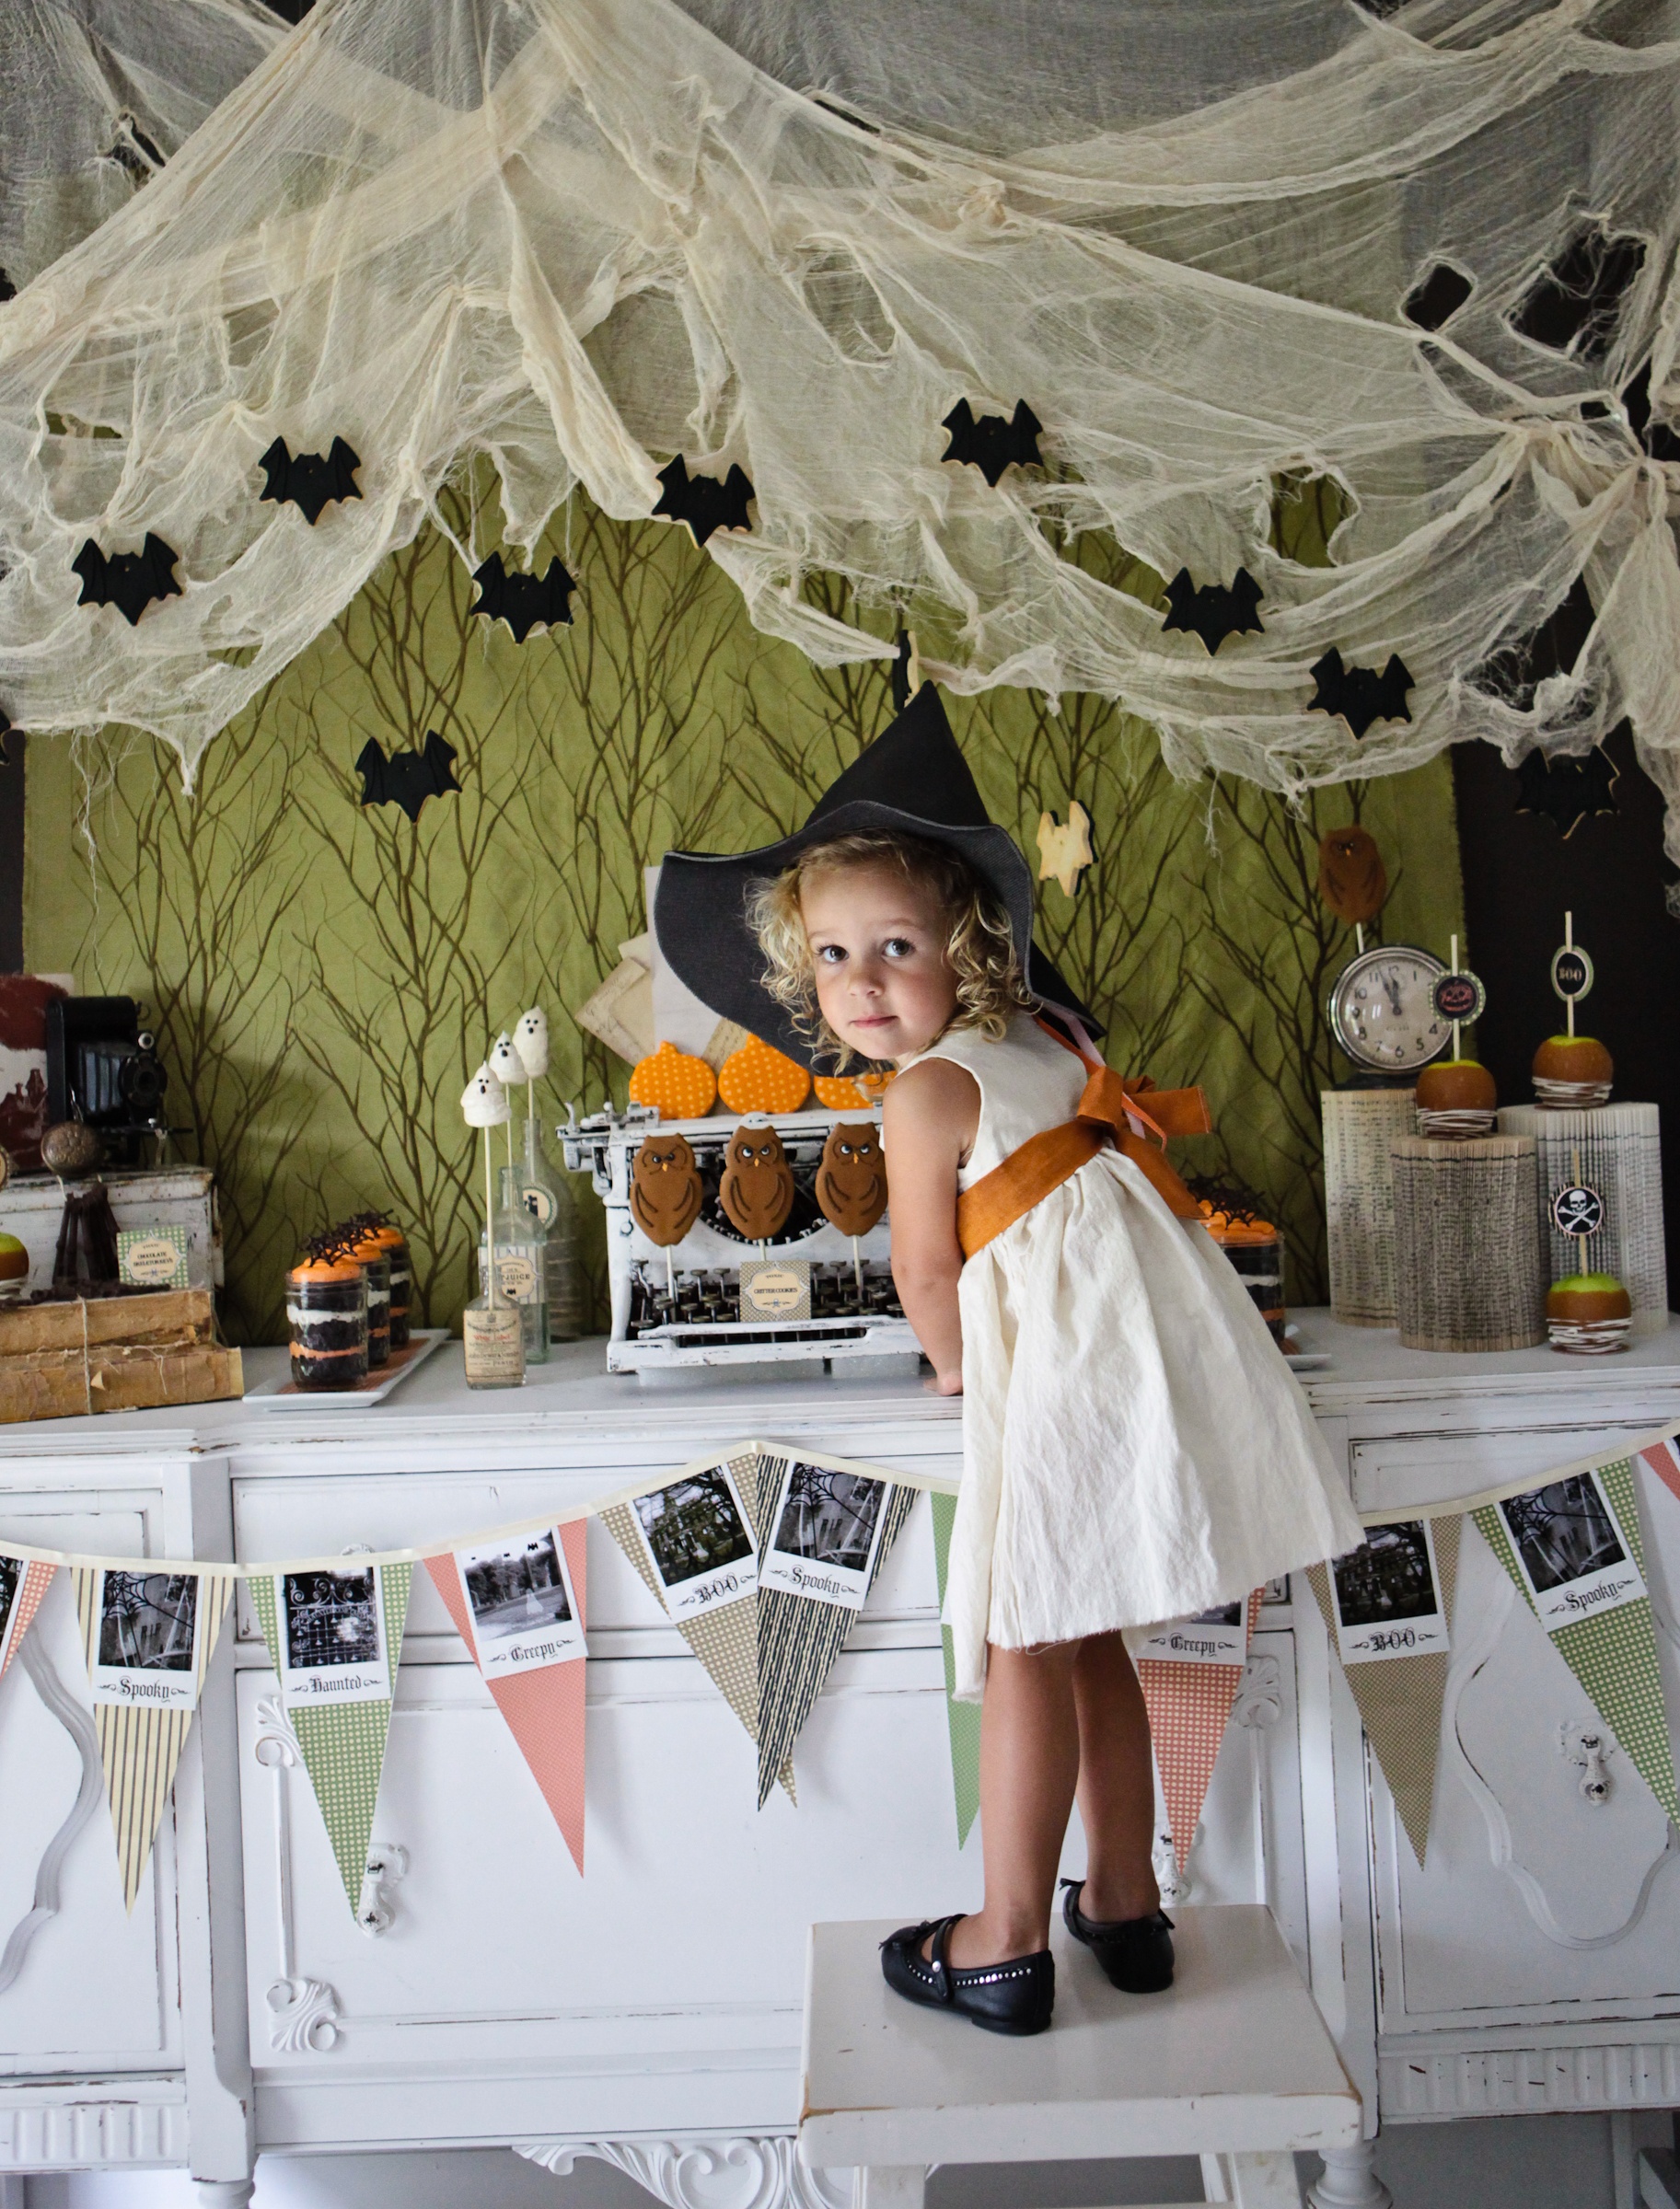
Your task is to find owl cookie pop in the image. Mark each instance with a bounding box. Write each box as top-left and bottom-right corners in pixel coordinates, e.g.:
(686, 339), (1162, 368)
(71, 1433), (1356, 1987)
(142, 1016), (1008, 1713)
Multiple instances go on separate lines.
(817, 1120), (888, 1305)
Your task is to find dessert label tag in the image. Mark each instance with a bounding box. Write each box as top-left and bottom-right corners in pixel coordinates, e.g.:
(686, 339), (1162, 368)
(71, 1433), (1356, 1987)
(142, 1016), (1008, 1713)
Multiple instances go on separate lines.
(740, 1258), (810, 1321)
(118, 1225), (189, 1289)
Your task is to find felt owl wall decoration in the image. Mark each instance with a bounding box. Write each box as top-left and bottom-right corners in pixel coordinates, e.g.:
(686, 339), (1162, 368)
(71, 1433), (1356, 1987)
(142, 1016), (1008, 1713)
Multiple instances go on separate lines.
(629, 1130), (703, 1246)
(719, 1123), (795, 1243)
(817, 1121), (887, 1238)
(1315, 825), (1388, 927)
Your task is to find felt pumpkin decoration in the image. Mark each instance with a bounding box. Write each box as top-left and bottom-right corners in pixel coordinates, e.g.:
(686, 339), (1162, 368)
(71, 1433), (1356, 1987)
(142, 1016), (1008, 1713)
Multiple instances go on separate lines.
(719, 1123), (795, 1241)
(817, 1121), (887, 1237)
(1316, 826), (1387, 926)
(718, 1035), (810, 1115)
(630, 1129), (704, 1245)
(629, 1040), (717, 1119)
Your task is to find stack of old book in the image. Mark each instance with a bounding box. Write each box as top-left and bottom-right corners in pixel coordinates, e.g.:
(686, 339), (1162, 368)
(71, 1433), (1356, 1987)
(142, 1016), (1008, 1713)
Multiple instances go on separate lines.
(0, 1289), (241, 1424)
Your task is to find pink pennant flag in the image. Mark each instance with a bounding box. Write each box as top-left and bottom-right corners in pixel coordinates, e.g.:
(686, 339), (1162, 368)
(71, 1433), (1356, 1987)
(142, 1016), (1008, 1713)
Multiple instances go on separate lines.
(424, 1522), (587, 1875)
(1639, 1438), (1680, 1507)
(1135, 1590), (1260, 1872)
(0, 1559), (55, 1683)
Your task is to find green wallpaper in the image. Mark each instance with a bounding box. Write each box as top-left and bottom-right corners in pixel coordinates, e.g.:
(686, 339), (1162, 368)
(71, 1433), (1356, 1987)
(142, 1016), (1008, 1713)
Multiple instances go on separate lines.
(26, 491), (1464, 1343)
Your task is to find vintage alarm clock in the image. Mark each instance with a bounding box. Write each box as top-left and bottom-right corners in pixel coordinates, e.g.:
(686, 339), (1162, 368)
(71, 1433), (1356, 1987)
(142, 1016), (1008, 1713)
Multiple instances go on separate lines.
(1327, 943), (1450, 1076)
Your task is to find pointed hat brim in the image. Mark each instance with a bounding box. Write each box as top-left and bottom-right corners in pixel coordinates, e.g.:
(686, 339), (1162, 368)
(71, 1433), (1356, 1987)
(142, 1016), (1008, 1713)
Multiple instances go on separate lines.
(654, 685), (1097, 1068)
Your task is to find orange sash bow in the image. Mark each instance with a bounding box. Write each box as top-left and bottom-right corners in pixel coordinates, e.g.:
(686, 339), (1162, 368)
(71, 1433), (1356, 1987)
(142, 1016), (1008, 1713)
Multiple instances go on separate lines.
(955, 1024), (1211, 1258)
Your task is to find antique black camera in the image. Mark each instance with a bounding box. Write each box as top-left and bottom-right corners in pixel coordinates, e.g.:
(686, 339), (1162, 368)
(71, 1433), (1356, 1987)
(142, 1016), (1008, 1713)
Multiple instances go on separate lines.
(45, 996), (170, 1165)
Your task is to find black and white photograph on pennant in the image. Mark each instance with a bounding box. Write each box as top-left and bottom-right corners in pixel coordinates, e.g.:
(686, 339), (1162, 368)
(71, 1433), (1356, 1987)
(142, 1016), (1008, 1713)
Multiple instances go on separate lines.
(1133, 1600), (1246, 1665)
(456, 1528), (585, 1675)
(90, 1569), (203, 1709)
(631, 1463), (758, 1620)
(759, 1459), (890, 1610)
(1331, 1521), (1451, 1663)
(1498, 1472), (1646, 1629)
(275, 1567), (391, 1705)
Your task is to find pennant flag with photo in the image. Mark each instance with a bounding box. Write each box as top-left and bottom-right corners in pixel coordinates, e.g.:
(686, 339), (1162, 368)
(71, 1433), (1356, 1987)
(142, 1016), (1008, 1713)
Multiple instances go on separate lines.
(1473, 1458), (1677, 1823)
(1307, 1515), (1461, 1865)
(1134, 1590), (1260, 1872)
(73, 1564), (235, 1910)
(601, 1453), (794, 1797)
(929, 1491), (980, 1848)
(249, 1561), (412, 1909)
(0, 1554), (56, 1686)
(424, 1522), (588, 1874)
(755, 1453), (915, 1809)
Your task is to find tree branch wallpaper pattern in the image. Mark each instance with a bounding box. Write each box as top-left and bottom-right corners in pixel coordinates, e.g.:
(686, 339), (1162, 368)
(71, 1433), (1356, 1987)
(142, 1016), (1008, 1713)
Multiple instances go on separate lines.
(26, 489), (1464, 1344)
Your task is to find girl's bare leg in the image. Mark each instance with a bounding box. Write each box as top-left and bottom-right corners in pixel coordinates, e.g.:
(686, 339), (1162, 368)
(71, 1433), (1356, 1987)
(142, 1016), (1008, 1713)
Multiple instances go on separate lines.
(1072, 1631), (1161, 1922)
(939, 1641), (1082, 1968)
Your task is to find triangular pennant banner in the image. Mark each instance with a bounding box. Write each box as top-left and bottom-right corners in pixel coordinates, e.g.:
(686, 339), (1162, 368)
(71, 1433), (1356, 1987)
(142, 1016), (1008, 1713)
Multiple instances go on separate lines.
(250, 1561), (412, 1910)
(1639, 1437), (1680, 1509)
(1135, 1590), (1260, 1872)
(929, 1491), (980, 1849)
(755, 1467), (915, 1809)
(601, 1455), (794, 1798)
(424, 1521), (588, 1875)
(73, 1564), (235, 1911)
(0, 1556), (56, 1684)
(1307, 1514), (1461, 1866)
(1473, 1457), (1678, 1824)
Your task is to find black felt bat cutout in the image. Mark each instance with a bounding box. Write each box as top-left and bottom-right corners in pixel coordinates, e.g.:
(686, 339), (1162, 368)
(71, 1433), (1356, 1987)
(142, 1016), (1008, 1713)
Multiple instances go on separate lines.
(259, 435), (362, 525)
(1514, 744), (1618, 838)
(0, 269), (14, 304)
(941, 399), (1043, 486)
(1161, 566), (1264, 653)
(653, 457), (755, 545)
(470, 553), (576, 642)
(354, 730), (460, 822)
(1308, 648), (1414, 738)
(72, 533), (181, 625)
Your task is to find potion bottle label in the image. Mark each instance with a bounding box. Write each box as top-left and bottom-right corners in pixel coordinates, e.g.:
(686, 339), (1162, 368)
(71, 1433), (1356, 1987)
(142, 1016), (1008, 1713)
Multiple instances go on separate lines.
(495, 1254), (541, 1302)
(520, 1183), (558, 1227)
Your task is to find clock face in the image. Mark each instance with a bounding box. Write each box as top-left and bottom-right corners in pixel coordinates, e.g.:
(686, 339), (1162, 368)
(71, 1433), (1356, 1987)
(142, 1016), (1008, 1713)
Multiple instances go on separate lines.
(1328, 945), (1451, 1072)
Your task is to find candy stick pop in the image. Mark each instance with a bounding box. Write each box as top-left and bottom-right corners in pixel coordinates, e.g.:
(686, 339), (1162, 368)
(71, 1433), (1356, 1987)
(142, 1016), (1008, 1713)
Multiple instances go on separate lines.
(461, 1063), (511, 1303)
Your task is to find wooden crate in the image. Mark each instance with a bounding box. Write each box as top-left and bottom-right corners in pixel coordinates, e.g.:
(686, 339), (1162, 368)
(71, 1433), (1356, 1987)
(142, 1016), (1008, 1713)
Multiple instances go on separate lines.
(0, 1288), (242, 1424)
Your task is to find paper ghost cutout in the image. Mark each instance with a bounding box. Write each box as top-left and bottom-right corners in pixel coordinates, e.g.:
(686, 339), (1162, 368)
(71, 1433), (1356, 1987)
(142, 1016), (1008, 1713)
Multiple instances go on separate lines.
(72, 534), (181, 625)
(258, 436), (362, 525)
(1161, 567), (1264, 653)
(1514, 746), (1619, 838)
(1307, 649), (1414, 737)
(513, 1008), (550, 1080)
(355, 730), (461, 821)
(941, 399), (1043, 485)
(653, 457), (755, 545)
(471, 553), (576, 642)
(1037, 802), (1095, 896)
(630, 1130), (704, 1247)
(817, 1122), (887, 1238)
(461, 1063), (510, 1128)
(720, 1124), (795, 1242)
(1316, 825), (1388, 925)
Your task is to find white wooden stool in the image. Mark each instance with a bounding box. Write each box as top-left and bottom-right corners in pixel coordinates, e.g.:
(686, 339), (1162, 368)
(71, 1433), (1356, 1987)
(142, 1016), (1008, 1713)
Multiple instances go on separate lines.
(798, 1903), (1362, 2208)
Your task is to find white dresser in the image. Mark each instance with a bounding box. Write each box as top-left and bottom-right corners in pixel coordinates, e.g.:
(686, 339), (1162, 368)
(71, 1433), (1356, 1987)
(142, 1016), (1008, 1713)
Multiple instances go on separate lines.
(0, 1320), (1675, 2209)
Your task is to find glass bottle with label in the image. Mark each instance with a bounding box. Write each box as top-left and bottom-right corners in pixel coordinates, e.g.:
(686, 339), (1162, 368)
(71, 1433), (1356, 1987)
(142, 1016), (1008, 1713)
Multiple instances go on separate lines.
(518, 1113), (584, 1342)
(478, 1165), (550, 1362)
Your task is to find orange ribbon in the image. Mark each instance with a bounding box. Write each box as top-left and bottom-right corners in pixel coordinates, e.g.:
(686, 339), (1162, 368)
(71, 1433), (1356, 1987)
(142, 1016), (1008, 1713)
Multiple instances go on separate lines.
(955, 1024), (1212, 1258)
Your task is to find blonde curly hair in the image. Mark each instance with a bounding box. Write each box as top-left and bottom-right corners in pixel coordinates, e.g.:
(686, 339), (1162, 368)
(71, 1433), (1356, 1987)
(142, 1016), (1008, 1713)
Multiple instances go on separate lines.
(747, 829), (1033, 1069)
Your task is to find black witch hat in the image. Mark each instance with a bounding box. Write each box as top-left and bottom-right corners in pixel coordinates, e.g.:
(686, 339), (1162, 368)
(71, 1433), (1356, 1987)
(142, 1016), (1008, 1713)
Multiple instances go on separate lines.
(654, 684), (1097, 1068)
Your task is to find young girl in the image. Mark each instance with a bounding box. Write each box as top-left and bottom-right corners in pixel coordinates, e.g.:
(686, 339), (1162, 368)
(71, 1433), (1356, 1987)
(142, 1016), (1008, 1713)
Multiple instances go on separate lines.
(746, 825), (1363, 2038)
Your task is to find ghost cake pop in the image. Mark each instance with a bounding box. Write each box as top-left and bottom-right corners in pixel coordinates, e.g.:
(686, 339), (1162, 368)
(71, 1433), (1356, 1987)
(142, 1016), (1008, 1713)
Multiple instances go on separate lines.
(512, 1008), (549, 1152)
(817, 1119), (888, 1308)
(720, 1123), (795, 1249)
(489, 1031), (528, 1179)
(462, 1059), (511, 1305)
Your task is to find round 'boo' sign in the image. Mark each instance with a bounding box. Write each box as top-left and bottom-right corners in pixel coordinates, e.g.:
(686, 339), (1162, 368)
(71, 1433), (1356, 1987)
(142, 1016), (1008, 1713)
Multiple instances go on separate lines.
(1551, 944), (1594, 1003)
(1550, 1182), (1605, 1238)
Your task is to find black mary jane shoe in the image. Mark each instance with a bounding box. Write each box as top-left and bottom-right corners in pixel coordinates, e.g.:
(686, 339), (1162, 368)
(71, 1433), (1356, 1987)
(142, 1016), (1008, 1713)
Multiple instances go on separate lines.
(1060, 1880), (1176, 1993)
(880, 1914), (1055, 2036)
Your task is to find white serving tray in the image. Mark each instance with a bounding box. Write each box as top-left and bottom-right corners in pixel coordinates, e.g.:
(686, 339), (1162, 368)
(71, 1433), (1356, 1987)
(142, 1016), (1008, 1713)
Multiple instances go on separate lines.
(243, 1327), (447, 1408)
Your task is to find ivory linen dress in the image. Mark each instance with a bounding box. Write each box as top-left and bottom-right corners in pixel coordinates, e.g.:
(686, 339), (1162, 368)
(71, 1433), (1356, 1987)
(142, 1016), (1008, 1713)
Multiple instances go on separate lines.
(912, 1012), (1363, 1702)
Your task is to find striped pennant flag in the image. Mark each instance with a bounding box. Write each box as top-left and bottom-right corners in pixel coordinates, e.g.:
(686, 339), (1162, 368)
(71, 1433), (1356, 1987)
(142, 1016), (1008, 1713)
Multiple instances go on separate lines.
(73, 1565), (235, 1911)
